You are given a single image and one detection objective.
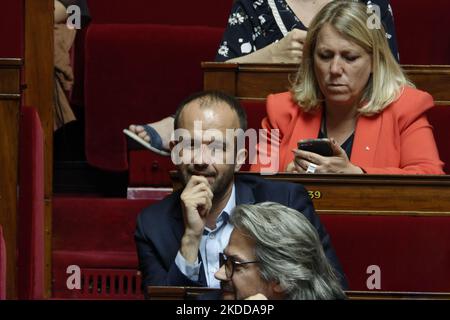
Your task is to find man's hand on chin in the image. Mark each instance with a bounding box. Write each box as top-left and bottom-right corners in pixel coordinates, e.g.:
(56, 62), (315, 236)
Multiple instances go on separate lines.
(180, 175), (213, 263)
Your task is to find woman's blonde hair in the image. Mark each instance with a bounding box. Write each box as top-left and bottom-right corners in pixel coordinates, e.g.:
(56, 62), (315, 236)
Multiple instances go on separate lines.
(291, 0), (413, 115)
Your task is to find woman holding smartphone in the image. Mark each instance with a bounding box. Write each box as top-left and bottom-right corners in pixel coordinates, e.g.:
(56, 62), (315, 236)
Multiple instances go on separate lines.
(250, 1), (444, 175)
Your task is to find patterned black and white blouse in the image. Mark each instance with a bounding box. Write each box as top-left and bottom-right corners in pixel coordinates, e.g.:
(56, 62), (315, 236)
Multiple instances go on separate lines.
(215, 0), (399, 62)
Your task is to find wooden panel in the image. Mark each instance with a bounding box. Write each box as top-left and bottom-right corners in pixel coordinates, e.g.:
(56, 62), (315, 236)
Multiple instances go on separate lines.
(346, 291), (450, 300)
(0, 59), (22, 94)
(203, 63), (237, 96)
(403, 65), (450, 104)
(147, 286), (219, 300)
(170, 171), (450, 216)
(24, 0), (54, 298)
(202, 63), (450, 105)
(0, 59), (21, 299)
(147, 286), (450, 300)
(259, 173), (450, 215)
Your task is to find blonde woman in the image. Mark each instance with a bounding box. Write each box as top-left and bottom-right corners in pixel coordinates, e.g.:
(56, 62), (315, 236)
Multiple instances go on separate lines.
(250, 1), (444, 174)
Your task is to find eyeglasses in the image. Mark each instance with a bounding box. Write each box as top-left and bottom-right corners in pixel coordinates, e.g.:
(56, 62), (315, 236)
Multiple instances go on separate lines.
(219, 253), (259, 279)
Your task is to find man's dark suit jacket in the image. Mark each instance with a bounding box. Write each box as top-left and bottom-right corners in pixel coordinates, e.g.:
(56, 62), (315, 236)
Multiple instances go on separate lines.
(135, 174), (347, 289)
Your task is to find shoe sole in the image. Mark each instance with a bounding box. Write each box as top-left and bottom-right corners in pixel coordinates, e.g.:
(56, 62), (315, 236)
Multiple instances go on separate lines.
(123, 129), (170, 156)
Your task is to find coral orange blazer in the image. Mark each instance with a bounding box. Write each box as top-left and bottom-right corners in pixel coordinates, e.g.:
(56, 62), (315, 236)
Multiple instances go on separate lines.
(250, 87), (444, 175)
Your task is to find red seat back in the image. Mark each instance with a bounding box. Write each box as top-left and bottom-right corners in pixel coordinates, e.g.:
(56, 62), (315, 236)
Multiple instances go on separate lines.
(0, 225), (6, 300)
(52, 197), (156, 298)
(321, 214), (450, 292)
(390, 0), (450, 64)
(427, 106), (450, 174)
(84, 24), (223, 171)
(71, 0), (233, 110)
(87, 0), (232, 26)
(17, 107), (45, 299)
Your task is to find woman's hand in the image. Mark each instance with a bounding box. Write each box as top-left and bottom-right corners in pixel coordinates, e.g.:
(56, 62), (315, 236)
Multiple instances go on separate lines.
(286, 138), (364, 174)
(269, 29), (307, 63)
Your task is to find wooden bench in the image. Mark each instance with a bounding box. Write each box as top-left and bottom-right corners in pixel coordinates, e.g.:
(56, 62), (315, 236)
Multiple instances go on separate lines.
(203, 63), (450, 105)
(146, 286), (450, 300)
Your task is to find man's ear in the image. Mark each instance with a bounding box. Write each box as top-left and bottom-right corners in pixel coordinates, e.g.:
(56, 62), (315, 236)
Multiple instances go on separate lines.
(234, 148), (248, 172)
(272, 282), (284, 293)
(270, 281), (285, 299)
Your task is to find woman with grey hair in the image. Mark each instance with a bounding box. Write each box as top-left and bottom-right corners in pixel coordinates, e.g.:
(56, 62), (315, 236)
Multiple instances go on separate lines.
(250, 0), (444, 175)
(214, 202), (346, 300)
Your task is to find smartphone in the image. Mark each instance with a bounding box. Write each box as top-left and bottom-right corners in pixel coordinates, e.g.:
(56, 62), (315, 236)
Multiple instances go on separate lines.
(297, 138), (333, 157)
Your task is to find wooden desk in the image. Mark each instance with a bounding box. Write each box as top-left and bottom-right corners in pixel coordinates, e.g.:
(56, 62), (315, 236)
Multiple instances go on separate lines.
(250, 173), (450, 216)
(170, 172), (450, 216)
(203, 63), (450, 105)
(148, 286), (220, 300)
(347, 291), (450, 300)
(147, 286), (450, 300)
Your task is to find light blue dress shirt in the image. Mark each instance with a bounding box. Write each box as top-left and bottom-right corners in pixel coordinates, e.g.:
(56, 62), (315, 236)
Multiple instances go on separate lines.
(175, 184), (236, 288)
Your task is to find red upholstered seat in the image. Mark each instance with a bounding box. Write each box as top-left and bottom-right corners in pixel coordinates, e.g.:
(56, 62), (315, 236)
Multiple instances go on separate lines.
(390, 0), (450, 64)
(87, 0), (232, 26)
(52, 196), (450, 296)
(427, 106), (450, 174)
(71, 0), (233, 112)
(0, 225), (6, 300)
(321, 214), (450, 292)
(84, 24), (224, 171)
(17, 107), (45, 299)
(52, 197), (156, 298)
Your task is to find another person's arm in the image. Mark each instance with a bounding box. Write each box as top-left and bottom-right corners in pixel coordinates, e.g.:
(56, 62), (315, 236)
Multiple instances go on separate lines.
(216, 0), (398, 63)
(215, 1), (305, 63)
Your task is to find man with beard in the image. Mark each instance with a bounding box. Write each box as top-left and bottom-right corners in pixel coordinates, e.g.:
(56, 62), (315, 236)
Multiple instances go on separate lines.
(134, 91), (345, 293)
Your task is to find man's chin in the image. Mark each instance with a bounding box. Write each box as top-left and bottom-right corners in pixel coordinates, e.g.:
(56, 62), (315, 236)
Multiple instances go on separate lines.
(183, 171), (216, 185)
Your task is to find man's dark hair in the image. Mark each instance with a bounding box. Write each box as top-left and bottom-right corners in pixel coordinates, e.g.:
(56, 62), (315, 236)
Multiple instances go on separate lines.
(174, 91), (247, 131)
